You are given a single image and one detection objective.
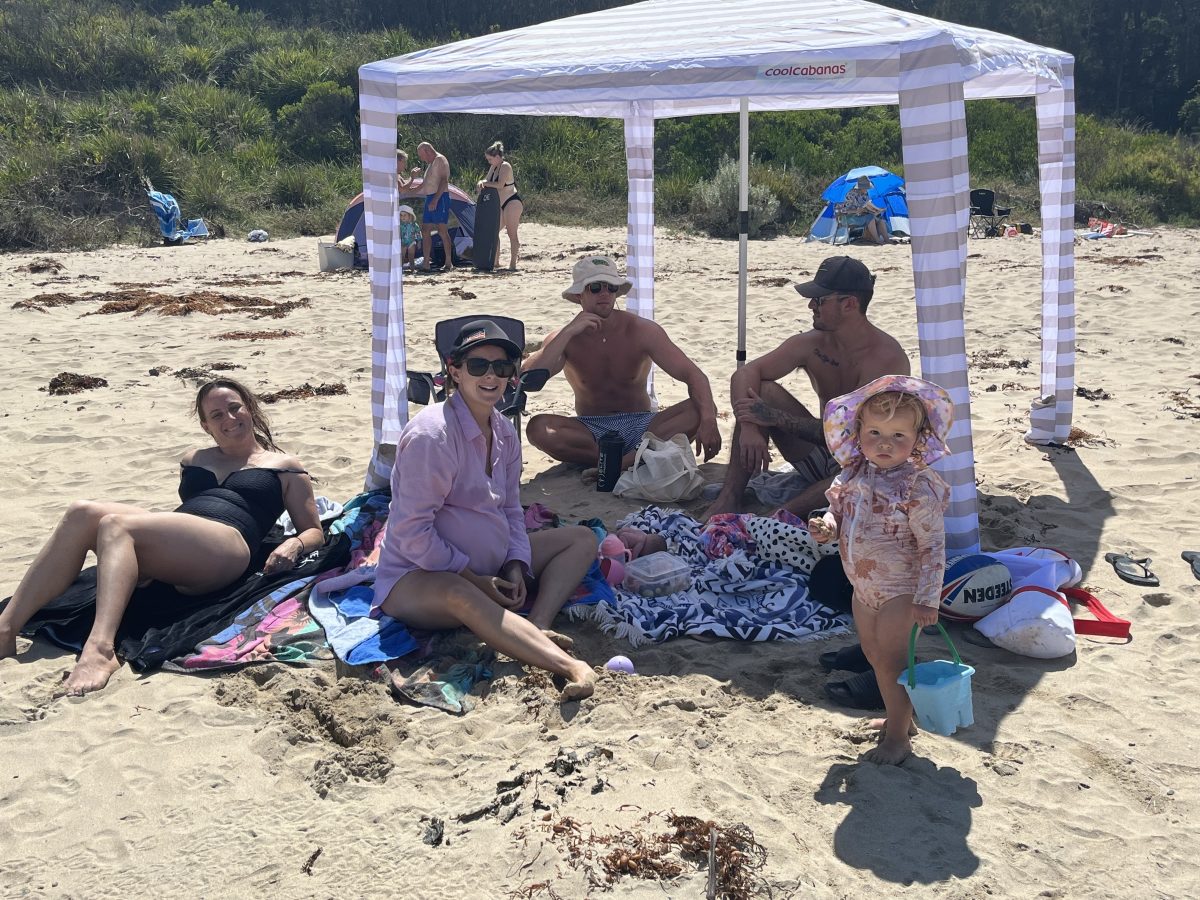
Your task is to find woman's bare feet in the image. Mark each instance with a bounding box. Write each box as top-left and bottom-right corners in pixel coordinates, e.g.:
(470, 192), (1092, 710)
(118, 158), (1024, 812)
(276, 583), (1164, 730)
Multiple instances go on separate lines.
(0, 627), (17, 659)
(558, 661), (596, 703)
(63, 641), (122, 696)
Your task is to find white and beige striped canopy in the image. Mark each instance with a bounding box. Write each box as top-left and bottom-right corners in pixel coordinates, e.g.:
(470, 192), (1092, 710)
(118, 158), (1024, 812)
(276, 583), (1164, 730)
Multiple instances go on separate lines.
(358, 0), (1076, 554)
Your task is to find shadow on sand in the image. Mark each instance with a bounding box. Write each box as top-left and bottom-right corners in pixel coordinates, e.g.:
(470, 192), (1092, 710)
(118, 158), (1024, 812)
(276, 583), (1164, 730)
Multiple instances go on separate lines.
(815, 759), (982, 882)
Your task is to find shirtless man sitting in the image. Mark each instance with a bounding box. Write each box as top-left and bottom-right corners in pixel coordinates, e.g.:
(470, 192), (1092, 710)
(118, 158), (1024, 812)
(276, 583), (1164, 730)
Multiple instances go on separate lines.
(523, 255), (721, 470)
(414, 141), (454, 272)
(703, 256), (910, 519)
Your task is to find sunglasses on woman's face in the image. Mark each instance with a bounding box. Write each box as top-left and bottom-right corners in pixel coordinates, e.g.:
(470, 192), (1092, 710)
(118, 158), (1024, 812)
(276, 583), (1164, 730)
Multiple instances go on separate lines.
(587, 282), (619, 294)
(462, 357), (517, 378)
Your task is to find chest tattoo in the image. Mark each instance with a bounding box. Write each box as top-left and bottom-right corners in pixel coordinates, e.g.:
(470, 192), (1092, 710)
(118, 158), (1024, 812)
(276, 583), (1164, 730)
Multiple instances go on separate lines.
(814, 348), (840, 367)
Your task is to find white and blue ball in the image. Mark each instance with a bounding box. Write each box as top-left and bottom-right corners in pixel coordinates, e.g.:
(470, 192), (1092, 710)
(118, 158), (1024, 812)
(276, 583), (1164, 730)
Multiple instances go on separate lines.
(941, 554), (1013, 622)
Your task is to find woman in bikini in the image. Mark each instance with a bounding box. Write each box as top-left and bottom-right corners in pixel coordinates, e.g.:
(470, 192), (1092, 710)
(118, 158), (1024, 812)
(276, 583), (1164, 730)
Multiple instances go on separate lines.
(477, 141), (523, 271)
(0, 378), (322, 695)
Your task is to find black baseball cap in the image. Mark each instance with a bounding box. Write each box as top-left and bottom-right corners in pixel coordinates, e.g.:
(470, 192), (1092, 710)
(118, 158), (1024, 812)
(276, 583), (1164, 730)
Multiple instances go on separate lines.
(450, 319), (522, 360)
(794, 256), (876, 298)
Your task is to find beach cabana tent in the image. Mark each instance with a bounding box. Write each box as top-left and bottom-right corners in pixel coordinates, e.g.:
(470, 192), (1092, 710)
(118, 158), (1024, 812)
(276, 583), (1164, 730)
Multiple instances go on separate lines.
(357, 0), (1076, 554)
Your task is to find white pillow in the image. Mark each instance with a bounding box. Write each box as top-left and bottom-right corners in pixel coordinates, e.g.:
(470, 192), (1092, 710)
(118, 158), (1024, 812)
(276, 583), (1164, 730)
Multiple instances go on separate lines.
(974, 585), (1076, 659)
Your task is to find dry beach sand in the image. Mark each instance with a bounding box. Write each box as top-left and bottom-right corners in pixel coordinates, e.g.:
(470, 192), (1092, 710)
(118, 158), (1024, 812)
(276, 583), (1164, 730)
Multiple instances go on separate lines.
(1, 223), (1198, 897)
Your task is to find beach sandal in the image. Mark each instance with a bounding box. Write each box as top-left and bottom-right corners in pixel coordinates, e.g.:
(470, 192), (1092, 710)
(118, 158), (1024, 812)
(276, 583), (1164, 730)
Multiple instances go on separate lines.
(818, 643), (871, 674)
(1103, 552), (1160, 587)
(1182, 551), (1200, 582)
(824, 670), (884, 710)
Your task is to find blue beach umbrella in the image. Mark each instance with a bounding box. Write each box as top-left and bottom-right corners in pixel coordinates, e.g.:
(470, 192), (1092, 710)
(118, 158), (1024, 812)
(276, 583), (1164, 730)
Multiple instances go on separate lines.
(809, 166), (909, 243)
(821, 165), (905, 204)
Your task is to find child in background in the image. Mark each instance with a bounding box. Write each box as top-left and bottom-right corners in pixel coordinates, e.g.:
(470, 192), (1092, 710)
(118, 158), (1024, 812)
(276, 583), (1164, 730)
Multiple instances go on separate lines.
(398, 204), (419, 271)
(808, 375), (954, 765)
(396, 149), (413, 189)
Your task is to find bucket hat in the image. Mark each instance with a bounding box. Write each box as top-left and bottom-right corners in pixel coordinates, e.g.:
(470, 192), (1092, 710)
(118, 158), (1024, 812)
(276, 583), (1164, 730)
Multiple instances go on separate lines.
(823, 374), (954, 467)
(562, 255), (632, 301)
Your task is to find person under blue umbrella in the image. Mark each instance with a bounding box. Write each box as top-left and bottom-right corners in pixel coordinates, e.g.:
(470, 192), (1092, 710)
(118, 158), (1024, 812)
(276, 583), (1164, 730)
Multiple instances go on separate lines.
(835, 175), (889, 245)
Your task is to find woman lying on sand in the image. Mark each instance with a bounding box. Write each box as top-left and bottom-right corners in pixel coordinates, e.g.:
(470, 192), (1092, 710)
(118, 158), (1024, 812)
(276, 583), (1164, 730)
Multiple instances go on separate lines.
(372, 319), (597, 702)
(0, 378), (323, 695)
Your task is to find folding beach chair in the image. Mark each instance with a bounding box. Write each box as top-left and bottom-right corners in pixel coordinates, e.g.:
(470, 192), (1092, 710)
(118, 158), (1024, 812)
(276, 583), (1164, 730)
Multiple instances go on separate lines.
(406, 314), (549, 433)
(968, 189), (1012, 239)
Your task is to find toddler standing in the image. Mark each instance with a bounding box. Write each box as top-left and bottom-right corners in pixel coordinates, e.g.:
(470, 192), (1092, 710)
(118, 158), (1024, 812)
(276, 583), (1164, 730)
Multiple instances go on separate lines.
(808, 375), (954, 765)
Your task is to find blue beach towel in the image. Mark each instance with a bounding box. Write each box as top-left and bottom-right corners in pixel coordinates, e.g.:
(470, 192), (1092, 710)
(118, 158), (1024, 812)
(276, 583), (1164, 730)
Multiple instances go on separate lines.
(147, 187), (208, 243)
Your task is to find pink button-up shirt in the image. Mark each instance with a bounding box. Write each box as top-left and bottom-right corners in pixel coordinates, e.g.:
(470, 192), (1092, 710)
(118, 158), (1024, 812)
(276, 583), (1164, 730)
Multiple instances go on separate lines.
(372, 392), (532, 609)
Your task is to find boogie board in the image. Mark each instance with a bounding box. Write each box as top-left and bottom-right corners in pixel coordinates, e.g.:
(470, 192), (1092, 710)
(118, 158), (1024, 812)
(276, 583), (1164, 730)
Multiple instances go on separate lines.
(473, 187), (501, 272)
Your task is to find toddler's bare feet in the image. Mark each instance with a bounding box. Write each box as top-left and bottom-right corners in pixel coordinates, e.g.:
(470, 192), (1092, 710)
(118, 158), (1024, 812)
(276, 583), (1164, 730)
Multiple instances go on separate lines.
(542, 629), (575, 651)
(864, 737), (912, 766)
(867, 717), (919, 737)
(63, 641), (121, 696)
(558, 662), (596, 703)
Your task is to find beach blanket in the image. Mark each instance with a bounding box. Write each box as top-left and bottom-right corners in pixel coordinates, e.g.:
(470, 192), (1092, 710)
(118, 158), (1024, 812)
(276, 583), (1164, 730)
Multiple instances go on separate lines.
(571, 506), (851, 647)
(381, 642), (496, 714)
(4, 534), (350, 671)
(158, 492), (388, 671)
(161, 580), (332, 672)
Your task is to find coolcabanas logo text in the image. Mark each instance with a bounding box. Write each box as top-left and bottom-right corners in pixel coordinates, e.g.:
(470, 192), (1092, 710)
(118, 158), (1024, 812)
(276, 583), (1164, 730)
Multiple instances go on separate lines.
(758, 61), (856, 79)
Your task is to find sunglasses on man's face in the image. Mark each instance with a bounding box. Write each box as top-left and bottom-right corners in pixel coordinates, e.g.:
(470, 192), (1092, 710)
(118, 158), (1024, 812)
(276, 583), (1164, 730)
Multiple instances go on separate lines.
(587, 282), (619, 295)
(462, 357), (517, 378)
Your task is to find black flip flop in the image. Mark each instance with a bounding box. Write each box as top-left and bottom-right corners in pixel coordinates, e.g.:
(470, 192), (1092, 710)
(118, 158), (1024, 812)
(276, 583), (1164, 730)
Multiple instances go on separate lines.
(1183, 551), (1200, 582)
(823, 670), (884, 710)
(1104, 552), (1160, 587)
(818, 643), (872, 674)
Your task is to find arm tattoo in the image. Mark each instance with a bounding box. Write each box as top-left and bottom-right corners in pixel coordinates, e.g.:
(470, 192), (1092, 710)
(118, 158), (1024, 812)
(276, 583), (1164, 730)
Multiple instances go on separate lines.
(753, 401), (825, 444)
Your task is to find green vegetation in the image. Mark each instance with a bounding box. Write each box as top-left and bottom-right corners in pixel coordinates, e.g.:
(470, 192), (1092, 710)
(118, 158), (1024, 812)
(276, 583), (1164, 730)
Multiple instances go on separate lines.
(1, 0), (1198, 251)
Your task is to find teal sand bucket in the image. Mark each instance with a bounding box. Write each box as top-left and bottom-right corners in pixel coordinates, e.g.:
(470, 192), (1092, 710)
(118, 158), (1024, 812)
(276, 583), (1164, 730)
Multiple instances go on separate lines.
(898, 623), (975, 736)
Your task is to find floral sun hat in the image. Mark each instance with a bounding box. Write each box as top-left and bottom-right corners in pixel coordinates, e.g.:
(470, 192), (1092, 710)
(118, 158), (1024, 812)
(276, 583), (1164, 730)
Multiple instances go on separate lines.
(822, 374), (955, 467)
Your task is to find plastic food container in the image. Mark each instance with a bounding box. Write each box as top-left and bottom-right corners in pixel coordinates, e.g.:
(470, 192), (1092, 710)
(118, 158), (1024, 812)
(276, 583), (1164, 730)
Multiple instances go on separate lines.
(622, 551), (691, 597)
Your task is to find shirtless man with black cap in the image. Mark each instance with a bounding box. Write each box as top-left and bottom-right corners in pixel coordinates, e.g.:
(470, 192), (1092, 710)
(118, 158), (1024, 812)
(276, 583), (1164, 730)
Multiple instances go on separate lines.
(703, 255), (910, 519)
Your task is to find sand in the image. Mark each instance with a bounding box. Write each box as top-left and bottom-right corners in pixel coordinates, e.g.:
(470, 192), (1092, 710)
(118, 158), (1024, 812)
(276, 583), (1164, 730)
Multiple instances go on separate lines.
(1, 224), (1198, 898)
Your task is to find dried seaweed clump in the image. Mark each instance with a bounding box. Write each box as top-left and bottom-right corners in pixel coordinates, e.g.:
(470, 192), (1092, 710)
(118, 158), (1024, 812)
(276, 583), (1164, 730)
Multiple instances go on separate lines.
(84, 290), (310, 319)
(1165, 390), (1200, 420)
(15, 257), (64, 274)
(214, 330), (299, 341)
(259, 382), (348, 404)
(970, 348), (1030, 371)
(12, 293), (86, 312)
(46, 372), (107, 395)
(170, 363), (246, 385)
(530, 812), (767, 899)
(1064, 426), (1114, 448)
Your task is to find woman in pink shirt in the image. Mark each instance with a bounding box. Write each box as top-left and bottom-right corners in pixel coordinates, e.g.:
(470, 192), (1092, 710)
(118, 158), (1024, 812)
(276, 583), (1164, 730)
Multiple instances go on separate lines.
(374, 320), (598, 701)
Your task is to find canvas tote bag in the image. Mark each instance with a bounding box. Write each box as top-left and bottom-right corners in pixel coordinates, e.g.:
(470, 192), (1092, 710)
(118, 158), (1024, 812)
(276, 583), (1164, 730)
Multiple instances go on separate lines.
(612, 432), (705, 503)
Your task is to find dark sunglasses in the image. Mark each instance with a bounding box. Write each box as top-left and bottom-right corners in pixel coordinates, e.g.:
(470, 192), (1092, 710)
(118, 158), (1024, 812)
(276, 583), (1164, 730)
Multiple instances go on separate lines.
(587, 282), (620, 295)
(462, 357), (517, 378)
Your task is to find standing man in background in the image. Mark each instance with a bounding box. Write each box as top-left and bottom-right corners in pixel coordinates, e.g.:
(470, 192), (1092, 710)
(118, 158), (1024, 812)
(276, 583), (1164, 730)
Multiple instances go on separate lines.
(415, 142), (454, 272)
